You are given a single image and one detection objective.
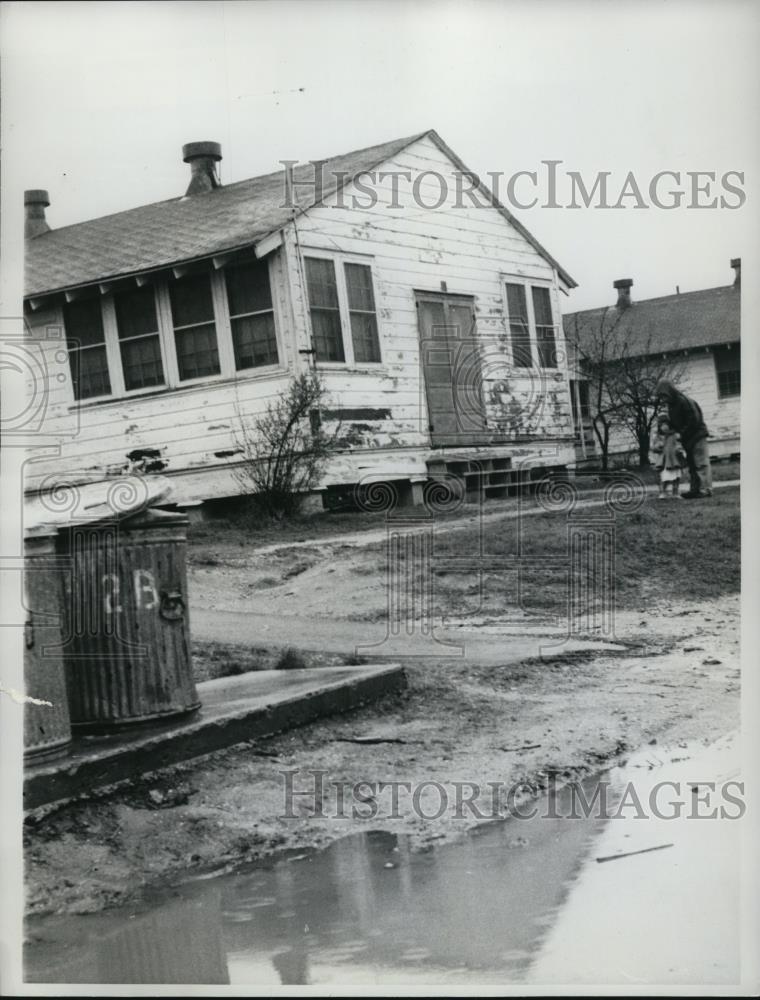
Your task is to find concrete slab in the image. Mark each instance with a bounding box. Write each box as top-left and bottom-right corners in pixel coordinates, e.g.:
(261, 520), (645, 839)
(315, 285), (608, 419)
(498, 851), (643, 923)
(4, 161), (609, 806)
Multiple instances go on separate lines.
(24, 664), (406, 811)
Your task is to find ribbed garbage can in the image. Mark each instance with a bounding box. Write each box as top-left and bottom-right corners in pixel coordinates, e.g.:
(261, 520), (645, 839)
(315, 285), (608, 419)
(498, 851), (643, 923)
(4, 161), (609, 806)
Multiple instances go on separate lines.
(24, 526), (72, 761)
(58, 508), (200, 728)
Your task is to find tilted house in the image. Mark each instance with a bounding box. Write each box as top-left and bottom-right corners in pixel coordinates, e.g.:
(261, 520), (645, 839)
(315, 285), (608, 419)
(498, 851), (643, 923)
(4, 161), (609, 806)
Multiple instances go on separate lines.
(24, 130), (579, 509)
(563, 262), (741, 463)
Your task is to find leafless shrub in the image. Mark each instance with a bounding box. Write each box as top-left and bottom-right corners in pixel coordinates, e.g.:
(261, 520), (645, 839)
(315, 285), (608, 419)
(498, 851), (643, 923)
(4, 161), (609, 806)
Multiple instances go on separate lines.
(232, 372), (341, 520)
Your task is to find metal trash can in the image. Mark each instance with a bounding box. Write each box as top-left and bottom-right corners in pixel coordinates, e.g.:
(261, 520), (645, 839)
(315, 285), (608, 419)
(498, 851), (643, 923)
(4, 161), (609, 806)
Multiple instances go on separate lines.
(58, 508), (200, 728)
(24, 526), (72, 761)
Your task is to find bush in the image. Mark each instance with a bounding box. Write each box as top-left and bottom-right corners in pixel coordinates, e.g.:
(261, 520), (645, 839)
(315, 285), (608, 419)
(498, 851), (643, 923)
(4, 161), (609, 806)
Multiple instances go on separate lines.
(274, 647), (308, 671)
(233, 372), (341, 521)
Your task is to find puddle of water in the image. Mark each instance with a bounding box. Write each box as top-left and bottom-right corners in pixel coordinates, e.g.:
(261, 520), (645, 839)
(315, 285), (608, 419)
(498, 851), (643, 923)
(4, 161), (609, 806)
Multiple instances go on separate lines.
(24, 736), (740, 987)
(25, 778), (606, 986)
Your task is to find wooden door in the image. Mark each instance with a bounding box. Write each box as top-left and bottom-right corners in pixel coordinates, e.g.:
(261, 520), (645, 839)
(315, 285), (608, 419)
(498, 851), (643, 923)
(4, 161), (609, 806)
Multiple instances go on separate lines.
(417, 293), (488, 447)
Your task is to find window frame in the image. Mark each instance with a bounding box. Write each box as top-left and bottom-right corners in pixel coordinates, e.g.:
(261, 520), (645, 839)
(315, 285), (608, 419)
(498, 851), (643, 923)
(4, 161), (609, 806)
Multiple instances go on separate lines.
(502, 275), (560, 371)
(713, 344), (740, 400)
(61, 254), (285, 406)
(301, 249), (384, 369)
(224, 258), (280, 372)
(109, 284), (167, 393)
(63, 295), (114, 402)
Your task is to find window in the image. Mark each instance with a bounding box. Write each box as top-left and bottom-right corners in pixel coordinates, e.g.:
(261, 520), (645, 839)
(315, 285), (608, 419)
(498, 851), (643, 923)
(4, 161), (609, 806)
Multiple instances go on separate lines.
(505, 280), (558, 369)
(60, 255), (282, 404)
(169, 273), (220, 380)
(64, 297), (111, 400)
(532, 286), (557, 368)
(225, 259), (279, 370)
(114, 285), (164, 390)
(304, 257), (345, 362)
(304, 255), (382, 365)
(569, 379), (590, 437)
(714, 345), (740, 398)
(344, 263), (381, 363)
(505, 283), (532, 367)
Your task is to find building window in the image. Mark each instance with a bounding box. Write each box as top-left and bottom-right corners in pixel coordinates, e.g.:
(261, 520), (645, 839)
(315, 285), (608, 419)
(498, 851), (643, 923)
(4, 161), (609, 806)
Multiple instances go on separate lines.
(225, 259), (279, 370)
(169, 273), (221, 381)
(532, 286), (558, 368)
(304, 257), (345, 362)
(714, 345), (740, 398)
(60, 255), (285, 404)
(344, 262), (381, 363)
(304, 254), (382, 365)
(569, 378), (590, 437)
(64, 297), (112, 400)
(505, 283), (532, 367)
(114, 285), (165, 390)
(505, 280), (558, 369)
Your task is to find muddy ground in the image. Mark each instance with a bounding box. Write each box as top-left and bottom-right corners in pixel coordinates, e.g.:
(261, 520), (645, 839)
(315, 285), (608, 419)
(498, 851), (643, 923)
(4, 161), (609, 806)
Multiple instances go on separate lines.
(24, 485), (740, 918)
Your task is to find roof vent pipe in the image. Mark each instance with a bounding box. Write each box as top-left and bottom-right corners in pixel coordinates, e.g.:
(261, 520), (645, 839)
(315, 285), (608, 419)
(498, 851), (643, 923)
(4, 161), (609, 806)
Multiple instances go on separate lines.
(613, 278), (633, 309)
(24, 189), (51, 238)
(182, 141), (222, 196)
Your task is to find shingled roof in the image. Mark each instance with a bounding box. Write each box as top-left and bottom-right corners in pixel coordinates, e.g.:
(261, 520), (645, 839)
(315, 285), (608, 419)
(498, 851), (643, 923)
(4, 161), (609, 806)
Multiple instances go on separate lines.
(24, 129), (575, 299)
(563, 283), (740, 358)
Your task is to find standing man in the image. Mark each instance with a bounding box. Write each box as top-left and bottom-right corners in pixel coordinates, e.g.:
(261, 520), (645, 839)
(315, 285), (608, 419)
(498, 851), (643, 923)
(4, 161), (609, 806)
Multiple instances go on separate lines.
(654, 379), (712, 498)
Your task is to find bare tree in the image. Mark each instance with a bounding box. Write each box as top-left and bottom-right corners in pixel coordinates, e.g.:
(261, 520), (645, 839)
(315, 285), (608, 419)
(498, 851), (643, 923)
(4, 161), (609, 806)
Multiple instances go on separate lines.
(232, 371), (341, 519)
(567, 307), (625, 471)
(567, 308), (685, 469)
(606, 331), (686, 467)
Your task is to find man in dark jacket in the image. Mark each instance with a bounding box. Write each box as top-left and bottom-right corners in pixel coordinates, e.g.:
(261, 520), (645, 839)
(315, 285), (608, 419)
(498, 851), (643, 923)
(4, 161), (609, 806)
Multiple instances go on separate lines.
(654, 379), (712, 498)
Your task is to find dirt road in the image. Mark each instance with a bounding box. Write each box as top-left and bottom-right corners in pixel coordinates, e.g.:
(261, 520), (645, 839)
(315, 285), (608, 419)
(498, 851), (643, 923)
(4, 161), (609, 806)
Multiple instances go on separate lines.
(24, 485), (740, 918)
(24, 590), (739, 918)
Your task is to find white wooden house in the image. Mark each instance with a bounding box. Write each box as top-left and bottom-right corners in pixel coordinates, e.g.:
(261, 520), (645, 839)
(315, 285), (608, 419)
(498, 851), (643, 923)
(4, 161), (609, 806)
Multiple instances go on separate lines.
(564, 262), (741, 464)
(24, 130), (579, 509)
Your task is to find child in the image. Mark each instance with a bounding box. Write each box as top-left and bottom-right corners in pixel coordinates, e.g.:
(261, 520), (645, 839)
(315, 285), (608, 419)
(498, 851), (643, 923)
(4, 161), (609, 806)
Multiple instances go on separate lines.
(652, 417), (687, 498)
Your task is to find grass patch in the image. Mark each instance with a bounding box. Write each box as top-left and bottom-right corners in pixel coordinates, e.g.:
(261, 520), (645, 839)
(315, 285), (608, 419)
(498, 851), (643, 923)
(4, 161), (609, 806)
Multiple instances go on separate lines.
(432, 487), (739, 616)
(191, 640), (273, 682)
(188, 502), (391, 548)
(192, 640), (361, 681)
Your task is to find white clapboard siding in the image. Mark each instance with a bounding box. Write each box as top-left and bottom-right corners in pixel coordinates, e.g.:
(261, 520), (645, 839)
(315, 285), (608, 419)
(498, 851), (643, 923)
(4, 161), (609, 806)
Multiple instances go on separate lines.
(287, 133), (574, 446)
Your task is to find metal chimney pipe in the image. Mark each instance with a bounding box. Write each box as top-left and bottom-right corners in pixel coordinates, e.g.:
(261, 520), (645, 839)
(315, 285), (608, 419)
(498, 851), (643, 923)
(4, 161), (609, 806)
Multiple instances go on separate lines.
(24, 189), (51, 238)
(182, 142), (222, 196)
(613, 278), (633, 309)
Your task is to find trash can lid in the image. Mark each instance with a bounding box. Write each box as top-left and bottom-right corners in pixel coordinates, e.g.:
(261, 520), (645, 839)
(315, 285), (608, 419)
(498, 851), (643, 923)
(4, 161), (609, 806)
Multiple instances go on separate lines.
(24, 477), (172, 536)
(120, 507), (189, 529)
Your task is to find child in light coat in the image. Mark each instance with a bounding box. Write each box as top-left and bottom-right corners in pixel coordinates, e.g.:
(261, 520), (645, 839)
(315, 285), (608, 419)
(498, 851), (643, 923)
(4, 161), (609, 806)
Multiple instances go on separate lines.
(652, 417), (687, 498)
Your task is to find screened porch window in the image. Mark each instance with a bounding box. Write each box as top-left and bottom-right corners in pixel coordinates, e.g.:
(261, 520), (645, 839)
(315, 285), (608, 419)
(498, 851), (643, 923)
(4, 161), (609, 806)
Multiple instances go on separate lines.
(114, 285), (165, 390)
(169, 273), (220, 381)
(304, 257), (345, 362)
(64, 296), (111, 400)
(225, 259), (279, 370)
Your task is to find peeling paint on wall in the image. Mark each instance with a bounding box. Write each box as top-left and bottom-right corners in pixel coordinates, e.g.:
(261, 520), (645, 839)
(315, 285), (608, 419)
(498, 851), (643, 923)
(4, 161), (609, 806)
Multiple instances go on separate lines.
(126, 448), (167, 474)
